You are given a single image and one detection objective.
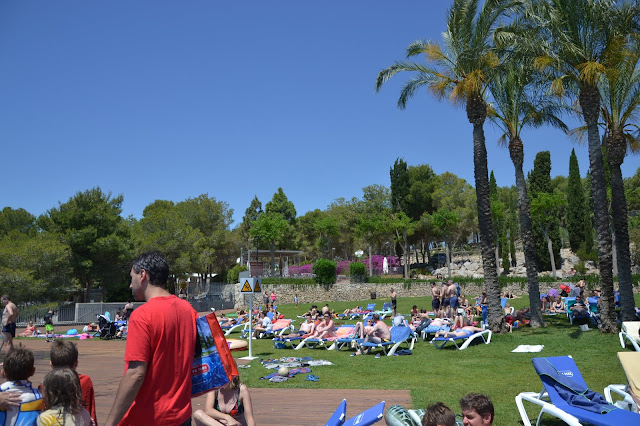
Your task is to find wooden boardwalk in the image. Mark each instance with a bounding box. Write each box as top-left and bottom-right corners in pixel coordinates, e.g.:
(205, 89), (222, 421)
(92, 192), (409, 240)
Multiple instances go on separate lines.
(11, 337), (412, 425)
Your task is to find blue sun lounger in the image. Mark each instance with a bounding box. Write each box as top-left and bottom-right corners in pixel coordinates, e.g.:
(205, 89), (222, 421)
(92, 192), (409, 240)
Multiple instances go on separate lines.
(326, 399), (347, 426)
(326, 400), (385, 426)
(358, 326), (415, 356)
(515, 355), (640, 426)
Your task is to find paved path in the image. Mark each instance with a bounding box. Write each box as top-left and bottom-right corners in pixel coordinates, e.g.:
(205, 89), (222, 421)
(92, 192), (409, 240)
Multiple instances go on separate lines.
(7, 336), (412, 425)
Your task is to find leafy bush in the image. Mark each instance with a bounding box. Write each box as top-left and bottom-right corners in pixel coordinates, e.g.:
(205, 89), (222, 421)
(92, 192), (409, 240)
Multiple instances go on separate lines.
(227, 264), (247, 284)
(349, 261), (366, 277)
(313, 258), (337, 284)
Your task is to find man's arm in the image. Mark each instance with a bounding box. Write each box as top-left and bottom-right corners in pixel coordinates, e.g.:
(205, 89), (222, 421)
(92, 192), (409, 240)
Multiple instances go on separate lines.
(6, 304), (17, 323)
(105, 361), (147, 426)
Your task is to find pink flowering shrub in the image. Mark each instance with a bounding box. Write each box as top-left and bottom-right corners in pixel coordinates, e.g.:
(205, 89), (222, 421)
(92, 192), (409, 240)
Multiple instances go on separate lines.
(289, 264), (313, 275)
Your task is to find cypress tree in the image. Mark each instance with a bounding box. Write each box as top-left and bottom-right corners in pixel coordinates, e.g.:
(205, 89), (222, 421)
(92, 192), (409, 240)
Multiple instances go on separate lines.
(529, 151), (562, 271)
(566, 149), (586, 251)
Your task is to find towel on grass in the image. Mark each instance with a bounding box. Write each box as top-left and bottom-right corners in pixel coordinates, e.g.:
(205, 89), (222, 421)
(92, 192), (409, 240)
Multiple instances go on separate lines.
(512, 345), (544, 353)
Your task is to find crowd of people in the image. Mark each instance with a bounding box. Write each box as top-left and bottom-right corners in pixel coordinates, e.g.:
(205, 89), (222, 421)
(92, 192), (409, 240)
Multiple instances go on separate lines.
(1, 250), (622, 426)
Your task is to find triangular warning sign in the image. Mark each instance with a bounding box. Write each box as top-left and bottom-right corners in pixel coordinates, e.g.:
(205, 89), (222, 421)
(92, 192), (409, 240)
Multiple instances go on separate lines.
(253, 280), (261, 293)
(241, 280), (252, 292)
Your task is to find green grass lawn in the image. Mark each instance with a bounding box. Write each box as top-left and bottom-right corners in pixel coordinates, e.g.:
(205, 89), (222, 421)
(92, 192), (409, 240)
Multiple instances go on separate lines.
(231, 294), (640, 425)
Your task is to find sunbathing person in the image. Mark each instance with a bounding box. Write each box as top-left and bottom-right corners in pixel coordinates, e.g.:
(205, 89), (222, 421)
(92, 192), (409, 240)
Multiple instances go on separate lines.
(435, 325), (484, 339)
(353, 314), (390, 355)
(287, 314), (317, 338)
(550, 296), (565, 313)
(193, 374), (255, 426)
(570, 296), (591, 331)
(342, 306), (362, 315)
(252, 311), (273, 339)
(18, 321), (38, 337)
(353, 318), (375, 337)
(312, 313), (336, 339)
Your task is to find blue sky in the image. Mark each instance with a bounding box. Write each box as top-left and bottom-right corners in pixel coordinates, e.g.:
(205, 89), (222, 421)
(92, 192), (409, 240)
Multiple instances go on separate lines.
(2, 1), (638, 227)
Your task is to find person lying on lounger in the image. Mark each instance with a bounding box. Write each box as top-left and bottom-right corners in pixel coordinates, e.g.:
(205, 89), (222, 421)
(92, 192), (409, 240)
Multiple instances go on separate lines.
(353, 318), (375, 337)
(354, 314), (390, 355)
(342, 306), (363, 315)
(434, 325), (485, 339)
(311, 312), (336, 339)
(287, 314), (317, 338)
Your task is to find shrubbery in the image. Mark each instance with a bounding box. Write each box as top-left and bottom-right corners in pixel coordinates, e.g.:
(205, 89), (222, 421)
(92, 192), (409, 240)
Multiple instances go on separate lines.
(313, 258), (337, 284)
(227, 264), (247, 284)
(349, 261), (366, 277)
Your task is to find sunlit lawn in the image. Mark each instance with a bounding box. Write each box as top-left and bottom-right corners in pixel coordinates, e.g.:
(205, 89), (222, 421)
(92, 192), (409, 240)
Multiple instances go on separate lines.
(232, 293), (640, 425)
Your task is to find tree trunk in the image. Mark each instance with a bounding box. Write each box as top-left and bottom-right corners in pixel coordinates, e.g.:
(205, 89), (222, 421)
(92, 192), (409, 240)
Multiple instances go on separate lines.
(510, 136), (543, 327)
(544, 230), (556, 278)
(446, 238), (452, 279)
(467, 95), (504, 332)
(494, 244), (500, 276)
(403, 229), (409, 279)
(270, 242), (276, 277)
(368, 245), (372, 277)
(611, 231), (618, 278)
(580, 85), (616, 332)
(607, 131), (635, 321)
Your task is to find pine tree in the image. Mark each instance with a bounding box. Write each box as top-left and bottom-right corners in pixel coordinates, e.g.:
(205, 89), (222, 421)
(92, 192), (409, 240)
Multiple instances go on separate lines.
(566, 149), (586, 252)
(529, 151), (562, 271)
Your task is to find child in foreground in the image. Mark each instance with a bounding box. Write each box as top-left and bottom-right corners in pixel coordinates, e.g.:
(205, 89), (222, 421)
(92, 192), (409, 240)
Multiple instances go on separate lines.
(0, 344), (44, 425)
(37, 368), (93, 426)
(49, 339), (97, 425)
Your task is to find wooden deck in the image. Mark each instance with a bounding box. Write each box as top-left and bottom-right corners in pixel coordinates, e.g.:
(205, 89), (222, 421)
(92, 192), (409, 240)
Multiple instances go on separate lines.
(10, 337), (412, 425)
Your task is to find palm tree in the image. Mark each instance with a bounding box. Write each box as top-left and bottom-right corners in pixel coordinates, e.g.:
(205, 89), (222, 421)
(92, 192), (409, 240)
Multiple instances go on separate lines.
(375, 0), (521, 332)
(487, 60), (568, 328)
(600, 47), (640, 321)
(527, 0), (639, 332)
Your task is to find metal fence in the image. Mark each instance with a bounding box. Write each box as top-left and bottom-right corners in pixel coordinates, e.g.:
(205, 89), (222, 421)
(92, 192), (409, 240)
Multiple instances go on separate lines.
(188, 282), (235, 312)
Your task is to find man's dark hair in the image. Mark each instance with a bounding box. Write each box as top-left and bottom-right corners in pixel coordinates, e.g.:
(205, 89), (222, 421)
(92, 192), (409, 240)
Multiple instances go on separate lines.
(460, 393), (494, 423)
(423, 402), (456, 426)
(50, 339), (78, 368)
(372, 313), (380, 321)
(132, 251), (169, 286)
(3, 344), (34, 381)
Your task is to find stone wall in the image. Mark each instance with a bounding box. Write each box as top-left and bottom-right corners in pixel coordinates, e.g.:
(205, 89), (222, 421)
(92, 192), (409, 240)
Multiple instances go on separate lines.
(232, 280), (576, 310)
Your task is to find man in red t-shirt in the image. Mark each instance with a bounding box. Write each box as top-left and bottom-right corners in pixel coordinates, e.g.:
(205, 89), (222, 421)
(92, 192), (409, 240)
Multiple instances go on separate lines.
(49, 339), (98, 425)
(106, 252), (198, 426)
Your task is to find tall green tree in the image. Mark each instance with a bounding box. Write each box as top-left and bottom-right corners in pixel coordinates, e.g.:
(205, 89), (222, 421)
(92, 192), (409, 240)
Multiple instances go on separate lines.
(39, 187), (132, 301)
(430, 208), (460, 278)
(0, 207), (36, 236)
(250, 212), (290, 275)
(265, 188), (297, 225)
(530, 192), (565, 277)
(529, 151), (562, 271)
(375, 0), (520, 332)
(486, 58), (567, 327)
(566, 149), (587, 252)
(528, 0), (638, 333)
(598, 47), (640, 321)
(240, 196), (263, 248)
(390, 158), (410, 213)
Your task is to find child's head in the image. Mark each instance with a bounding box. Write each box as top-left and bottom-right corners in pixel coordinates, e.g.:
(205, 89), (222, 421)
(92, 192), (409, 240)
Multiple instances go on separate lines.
(50, 339), (78, 369)
(41, 368), (84, 413)
(2, 344), (35, 381)
(28, 321), (33, 326)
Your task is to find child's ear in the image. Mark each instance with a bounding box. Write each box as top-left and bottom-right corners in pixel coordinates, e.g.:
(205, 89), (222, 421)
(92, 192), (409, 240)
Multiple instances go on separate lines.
(30, 367), (35, 377)
(49, 361), (53, 368)
(73, 360), (78, 369)
(1, 369), (5, 379)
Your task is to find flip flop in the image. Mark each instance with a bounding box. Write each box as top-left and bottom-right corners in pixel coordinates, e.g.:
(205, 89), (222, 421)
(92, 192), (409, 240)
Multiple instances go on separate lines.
(305, 374), (319, 382)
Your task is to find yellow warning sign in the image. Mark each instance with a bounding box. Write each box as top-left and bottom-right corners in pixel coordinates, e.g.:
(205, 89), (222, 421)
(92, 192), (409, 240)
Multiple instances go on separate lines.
(241, 280), (253, 292)
(253, 280), (261, 293)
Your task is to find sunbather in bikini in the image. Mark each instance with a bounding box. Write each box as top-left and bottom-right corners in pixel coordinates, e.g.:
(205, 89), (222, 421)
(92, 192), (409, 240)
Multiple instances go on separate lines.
(435, 325), (484, 339)
(312, 313), (336, 339)
(286, 314), (316, 338)
(353, 314), (391, 355)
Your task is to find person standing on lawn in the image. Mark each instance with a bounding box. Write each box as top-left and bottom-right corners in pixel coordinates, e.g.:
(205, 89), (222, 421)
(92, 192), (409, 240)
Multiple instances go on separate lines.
(1, 295), (18, 353)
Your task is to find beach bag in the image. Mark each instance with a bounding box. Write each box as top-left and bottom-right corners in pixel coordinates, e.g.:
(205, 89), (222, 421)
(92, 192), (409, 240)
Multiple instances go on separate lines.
(191, 313), (238, 397)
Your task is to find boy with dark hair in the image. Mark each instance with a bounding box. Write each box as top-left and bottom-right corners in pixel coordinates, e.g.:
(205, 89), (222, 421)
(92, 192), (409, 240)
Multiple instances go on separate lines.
(459, 393), (494, 425)
(49, 339), (97, 425)
(0, 344), (43, 425)
(423, 402), (456, 426)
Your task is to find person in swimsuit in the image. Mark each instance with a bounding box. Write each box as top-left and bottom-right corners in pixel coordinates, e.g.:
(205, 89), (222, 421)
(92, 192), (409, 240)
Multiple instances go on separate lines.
(431, 283), (441, 316)
(390, 288), (397, 317)
(193, 375), (255, 426)
(435, 325), (484, 339)
(312, 313), (336, 339)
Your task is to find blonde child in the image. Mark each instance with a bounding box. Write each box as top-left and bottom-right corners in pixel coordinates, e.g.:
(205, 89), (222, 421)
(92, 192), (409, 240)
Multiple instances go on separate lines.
(37, 368), (92, 426)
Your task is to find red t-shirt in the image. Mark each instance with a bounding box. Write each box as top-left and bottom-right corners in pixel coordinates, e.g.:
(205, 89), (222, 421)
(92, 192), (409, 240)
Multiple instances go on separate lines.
(79, 373), (97, 425)
(120, 295), (198, 426)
